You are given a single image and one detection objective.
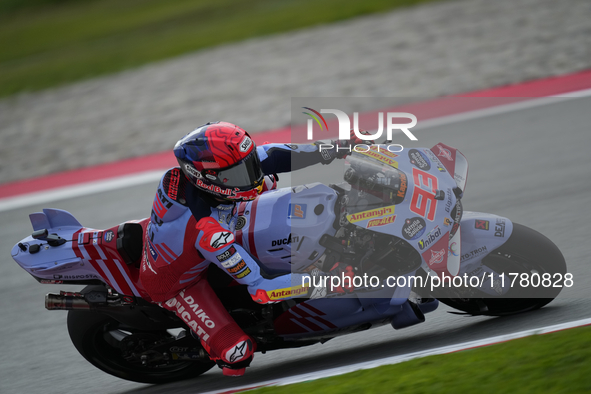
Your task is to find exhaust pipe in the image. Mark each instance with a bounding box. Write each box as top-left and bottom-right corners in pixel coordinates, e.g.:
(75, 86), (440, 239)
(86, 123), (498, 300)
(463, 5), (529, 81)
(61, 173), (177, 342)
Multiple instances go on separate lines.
(45, 291), (90, 310)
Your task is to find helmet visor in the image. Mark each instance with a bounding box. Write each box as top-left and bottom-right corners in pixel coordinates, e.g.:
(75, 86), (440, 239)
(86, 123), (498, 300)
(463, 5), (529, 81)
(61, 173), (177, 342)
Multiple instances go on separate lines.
(214, 151), (264, 189)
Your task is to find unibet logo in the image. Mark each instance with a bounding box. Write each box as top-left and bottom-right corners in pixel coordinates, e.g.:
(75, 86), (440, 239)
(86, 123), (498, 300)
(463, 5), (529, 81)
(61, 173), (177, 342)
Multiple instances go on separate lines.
(418, 227), (442, 250)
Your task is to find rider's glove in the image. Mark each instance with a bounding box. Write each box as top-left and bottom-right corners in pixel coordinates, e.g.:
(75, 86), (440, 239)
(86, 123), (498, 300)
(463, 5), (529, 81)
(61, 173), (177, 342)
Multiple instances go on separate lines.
(332, 129), (375, 159)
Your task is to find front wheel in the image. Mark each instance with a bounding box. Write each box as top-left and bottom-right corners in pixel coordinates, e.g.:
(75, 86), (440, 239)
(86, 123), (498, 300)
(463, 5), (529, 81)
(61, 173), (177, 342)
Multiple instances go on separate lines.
(67, 309), (215, 384)
(439, 223), (567, 316)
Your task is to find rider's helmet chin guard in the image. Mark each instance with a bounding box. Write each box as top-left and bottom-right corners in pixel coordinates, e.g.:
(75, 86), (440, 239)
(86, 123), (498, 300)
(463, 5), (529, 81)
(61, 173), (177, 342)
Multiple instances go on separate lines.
(174, 121), (264, 202)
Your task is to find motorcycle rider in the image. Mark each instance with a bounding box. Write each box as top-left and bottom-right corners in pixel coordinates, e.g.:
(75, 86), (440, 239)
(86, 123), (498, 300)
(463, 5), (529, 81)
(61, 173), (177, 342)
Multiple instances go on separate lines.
(139, 121), (365, 376)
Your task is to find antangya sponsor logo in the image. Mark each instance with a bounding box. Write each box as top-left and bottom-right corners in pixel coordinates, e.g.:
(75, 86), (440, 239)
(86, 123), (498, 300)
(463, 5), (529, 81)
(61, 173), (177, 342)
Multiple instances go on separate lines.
(357, 146), (399, 167)
(347, 206), (395, 224)
(268, 285), (309, 301)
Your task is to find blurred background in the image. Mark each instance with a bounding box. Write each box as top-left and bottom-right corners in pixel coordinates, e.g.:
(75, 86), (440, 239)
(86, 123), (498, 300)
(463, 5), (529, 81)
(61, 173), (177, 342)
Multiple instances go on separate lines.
(0, 0), (590, 185)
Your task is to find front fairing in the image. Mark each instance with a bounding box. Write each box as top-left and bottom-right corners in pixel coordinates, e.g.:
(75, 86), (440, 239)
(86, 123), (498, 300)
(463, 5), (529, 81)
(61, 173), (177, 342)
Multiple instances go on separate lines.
(343, 148), (457, 242)
(342, 147), (461, 274)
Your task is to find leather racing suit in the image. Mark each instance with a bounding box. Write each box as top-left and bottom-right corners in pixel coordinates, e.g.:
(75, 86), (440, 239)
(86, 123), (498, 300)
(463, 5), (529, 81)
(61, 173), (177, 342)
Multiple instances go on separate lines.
(139, 142), (335, 373)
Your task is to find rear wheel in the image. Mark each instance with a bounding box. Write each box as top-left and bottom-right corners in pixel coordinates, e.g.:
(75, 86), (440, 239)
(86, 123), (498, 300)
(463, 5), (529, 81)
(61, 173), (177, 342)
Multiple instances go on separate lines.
(67, 310), (215, 384)
(439, 223), (566, 316)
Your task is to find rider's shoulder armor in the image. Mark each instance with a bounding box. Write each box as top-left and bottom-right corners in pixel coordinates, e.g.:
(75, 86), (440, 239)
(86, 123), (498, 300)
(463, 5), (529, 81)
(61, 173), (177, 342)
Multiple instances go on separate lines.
(150, 167), (190, 226)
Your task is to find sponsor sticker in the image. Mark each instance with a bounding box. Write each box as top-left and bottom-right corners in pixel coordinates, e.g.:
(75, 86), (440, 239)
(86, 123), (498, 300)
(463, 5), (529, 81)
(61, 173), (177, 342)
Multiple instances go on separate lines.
(239, 136), (253, 152)
(408, 149), (431, 171)
(216, 246), (237, 262)
(234, 267), (252, 279)
(428, 249), (446, 266)
(103, 230), (114, 243)
(210, 232), (234, 249)
(184, 163), (202, 179)
(474, 220), (489, 230)
(443, 217), (452, 226)
(225, 340), (252, 363)
(397, 172), (408, 199)
(367, 215), (396, 228)
(267, 285), (309, 301)
(347, 206), (395, 224)
(448, 241), (459, 257)
(402, 217), (427, 240)
(272, 234), (299, 247)
(358, 148), (399, 168)
(445, 188), (453, 213)
(418, 226), (442, 250)
(461, 246), (488, 262)
(226, 260), (247, 274)
(494, 218), (506, 237)
(436, 145), (453, 162)
(221, 253), (243, 268)
(288, 204), (307, 219)
(168, 168), (181, 200)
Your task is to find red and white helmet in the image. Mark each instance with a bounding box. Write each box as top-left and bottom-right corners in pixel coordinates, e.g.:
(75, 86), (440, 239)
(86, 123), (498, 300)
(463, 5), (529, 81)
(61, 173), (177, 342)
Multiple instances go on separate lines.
(174, 122), (264, 201)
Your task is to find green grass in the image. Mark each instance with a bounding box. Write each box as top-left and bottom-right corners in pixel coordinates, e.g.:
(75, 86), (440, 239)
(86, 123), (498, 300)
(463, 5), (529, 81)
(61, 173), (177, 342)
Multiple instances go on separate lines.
(0, 0), (444, 97)
(251, 326), (591, 394)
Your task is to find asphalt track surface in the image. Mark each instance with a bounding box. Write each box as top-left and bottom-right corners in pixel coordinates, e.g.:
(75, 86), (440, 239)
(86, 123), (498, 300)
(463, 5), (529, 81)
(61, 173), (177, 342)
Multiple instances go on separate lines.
(1, 95), (590, 394)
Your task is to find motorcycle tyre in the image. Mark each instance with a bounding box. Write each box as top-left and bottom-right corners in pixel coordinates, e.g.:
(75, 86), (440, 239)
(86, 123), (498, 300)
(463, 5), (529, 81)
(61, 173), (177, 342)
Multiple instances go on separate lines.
(67, 309), (215, 384)
(438, 223), (567, 316)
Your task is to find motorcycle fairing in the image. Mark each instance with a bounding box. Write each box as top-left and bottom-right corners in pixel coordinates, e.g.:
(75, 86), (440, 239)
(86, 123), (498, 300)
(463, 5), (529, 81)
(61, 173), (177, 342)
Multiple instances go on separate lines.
(429, 143), (469, 193)
(30, 208), (82, 231)
(12, 208), (147, 297)
(344, 147), (460, 276)
(457, 212), (514, 275)
(238, 183), (338, 273)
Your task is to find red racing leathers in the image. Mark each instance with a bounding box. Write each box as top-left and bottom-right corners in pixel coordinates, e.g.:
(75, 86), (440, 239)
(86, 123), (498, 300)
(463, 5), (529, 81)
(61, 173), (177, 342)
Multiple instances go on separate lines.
(139, 143), (336, 374)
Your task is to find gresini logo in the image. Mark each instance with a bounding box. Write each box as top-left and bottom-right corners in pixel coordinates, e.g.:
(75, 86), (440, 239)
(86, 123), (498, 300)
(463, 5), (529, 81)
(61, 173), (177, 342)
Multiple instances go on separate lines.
(302, 107), (418, 141)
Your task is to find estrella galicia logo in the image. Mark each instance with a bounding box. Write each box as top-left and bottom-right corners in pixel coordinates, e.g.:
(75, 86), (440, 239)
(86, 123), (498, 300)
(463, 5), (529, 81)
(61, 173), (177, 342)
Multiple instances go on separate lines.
(408, 149), (431, 171)
(402, 217), (426, 240)
(288, 204), (306, 219)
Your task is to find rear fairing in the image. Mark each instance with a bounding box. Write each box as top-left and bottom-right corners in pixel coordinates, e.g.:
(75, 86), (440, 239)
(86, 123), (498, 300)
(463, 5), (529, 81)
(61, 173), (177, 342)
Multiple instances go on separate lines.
(11, 208), (147, 297)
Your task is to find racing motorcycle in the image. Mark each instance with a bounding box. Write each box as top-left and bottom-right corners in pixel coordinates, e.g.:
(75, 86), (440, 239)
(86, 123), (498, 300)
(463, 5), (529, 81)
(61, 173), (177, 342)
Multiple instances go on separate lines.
(11, 143), (566, 384)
